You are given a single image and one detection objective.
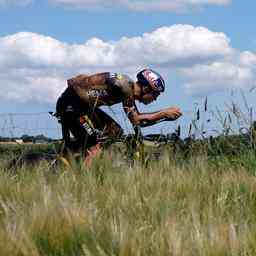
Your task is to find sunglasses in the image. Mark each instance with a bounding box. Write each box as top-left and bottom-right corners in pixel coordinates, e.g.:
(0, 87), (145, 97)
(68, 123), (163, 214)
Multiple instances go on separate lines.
(151, 91), (160, 99)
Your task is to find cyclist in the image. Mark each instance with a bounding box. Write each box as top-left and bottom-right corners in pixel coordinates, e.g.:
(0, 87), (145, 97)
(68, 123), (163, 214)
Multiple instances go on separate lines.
(56, 68), (182, 166)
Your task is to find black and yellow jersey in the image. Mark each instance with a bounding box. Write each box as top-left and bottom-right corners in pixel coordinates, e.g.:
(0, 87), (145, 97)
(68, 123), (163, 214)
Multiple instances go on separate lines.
(67, 72), (134, 107)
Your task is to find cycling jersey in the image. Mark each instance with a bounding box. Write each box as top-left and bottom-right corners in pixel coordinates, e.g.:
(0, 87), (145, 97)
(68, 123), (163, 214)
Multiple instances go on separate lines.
(56, 72), (134, 152)
(67, 72), (134, 107)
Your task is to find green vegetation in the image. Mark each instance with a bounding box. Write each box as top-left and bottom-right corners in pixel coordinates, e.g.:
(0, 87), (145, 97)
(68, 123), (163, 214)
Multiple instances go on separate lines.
(0, 134), (54, 143)
(1, 138), (256, 255)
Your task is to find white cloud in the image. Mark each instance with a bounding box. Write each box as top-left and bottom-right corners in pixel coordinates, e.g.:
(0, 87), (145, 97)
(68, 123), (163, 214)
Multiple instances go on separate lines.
(50, 0), (231, 12)
(0, 32), (68, 68)
(0, 25), (232, 69)
(0, 68), (65, 103)
(1, 24), (254, 103)
(240, 51), (256, 67)
(113, 25), (232, 67)
(181, 60), (256, 96)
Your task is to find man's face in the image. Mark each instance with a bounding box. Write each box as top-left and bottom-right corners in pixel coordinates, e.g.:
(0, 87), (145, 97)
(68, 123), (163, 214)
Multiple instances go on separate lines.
(140, 86), (160, 105)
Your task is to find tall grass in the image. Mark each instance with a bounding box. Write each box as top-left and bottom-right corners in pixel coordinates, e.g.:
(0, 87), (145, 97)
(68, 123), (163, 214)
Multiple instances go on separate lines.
(1, 93), (256, 255)
(1, 148), (256, 256)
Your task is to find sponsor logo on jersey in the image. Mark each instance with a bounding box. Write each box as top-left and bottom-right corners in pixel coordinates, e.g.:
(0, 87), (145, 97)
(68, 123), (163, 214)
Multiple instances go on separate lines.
(117, 74), (123, 80)
(66, 105), (74, 112)
(87, 90), (108, 98)
(79, 115), (94, 135)
(110, 73), (117, 78)
(110, 73), (123, 80)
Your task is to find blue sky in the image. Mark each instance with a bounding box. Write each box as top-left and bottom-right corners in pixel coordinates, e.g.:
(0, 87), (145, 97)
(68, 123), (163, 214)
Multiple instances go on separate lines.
(0, 0), (256, 137)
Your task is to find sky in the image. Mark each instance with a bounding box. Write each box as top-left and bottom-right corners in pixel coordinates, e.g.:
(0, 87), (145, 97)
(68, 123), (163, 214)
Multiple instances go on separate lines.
(0, 0), (256, 138)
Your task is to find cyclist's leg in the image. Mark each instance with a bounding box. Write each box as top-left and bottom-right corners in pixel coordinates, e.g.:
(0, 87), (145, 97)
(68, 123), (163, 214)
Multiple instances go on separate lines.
(90, 108), (124, 138)
(56, 88), (97, 154)
(86, 108), (124, 166)
(77, 107), (124, 167)
(60, 111), (101, 168)
(74, 114), (103, 167)
(66, 112), (98, 152)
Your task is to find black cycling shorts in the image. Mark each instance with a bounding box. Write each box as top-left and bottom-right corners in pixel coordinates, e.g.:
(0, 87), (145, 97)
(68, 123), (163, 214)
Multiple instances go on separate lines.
(56, 87), (123, 151)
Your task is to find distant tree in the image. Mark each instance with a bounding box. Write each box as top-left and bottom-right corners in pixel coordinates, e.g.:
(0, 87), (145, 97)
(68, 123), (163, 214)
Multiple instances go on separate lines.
(21, 134), (34, 143)
(34, 134), (52, 142)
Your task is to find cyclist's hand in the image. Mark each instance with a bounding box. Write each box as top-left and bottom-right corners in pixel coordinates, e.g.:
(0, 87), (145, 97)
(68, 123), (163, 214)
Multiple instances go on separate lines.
(163, 107), (182, 121)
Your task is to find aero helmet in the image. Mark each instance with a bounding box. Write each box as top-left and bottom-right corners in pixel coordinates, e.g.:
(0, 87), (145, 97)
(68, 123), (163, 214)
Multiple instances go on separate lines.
(137, 69), (165, 93)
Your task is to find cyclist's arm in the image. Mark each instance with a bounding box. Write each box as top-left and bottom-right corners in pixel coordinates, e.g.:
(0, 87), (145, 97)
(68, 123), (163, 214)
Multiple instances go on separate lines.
(122, 96), (168, 127)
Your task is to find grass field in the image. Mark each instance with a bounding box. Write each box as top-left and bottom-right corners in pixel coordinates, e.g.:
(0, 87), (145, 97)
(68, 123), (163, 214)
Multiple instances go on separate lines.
(1, 138), (256, 256)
